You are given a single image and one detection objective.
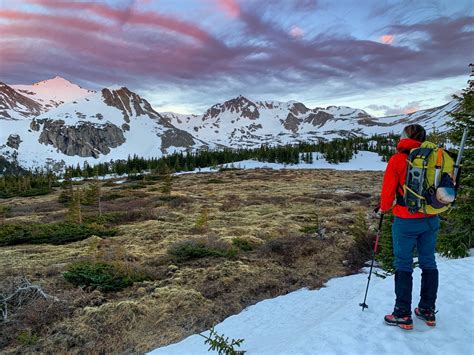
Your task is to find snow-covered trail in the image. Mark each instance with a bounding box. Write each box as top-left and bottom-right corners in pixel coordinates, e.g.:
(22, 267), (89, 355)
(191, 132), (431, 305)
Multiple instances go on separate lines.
(150, 254), (474, 355)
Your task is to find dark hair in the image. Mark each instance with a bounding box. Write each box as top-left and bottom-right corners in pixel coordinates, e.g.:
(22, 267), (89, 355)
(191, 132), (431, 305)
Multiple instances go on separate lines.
(402, 124), (426, 142)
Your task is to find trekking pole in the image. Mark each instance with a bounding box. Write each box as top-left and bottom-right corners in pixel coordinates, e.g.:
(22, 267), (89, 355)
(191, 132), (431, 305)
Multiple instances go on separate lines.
(360, 213), (384, 311)
(453, 127), (469, 182)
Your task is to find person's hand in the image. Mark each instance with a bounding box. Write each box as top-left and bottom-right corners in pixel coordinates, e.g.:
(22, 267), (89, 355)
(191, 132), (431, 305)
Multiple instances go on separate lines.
(372, 205), (382, 219)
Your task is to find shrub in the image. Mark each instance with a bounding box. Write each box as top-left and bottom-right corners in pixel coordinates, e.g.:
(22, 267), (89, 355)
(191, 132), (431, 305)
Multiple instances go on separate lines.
(194, 207), (209, 233)
(128, 183), (147, 190)
(102, 180), (116, 187)
(168, 237), (237, 262)
(375, 213), (395, 272)
(17, 329), (40, 346)
(346, 213), (375, 270)
(201, 327), (246, 354)
(260, 234), (321, 265)
(0, 188), (53, 199)
(101, 192), (124, 201)
(219, 167), (242, 172)
(438, 207), (473, 258)
(299, 212), (321, 234)
(18, 187), (52, 198)
(63, 261), (147, 292)
(88, 207), (163, 225)
(0, 223), (117, 246)
(232, 237), (255, 251)
(0, 205), (12, 223)
(206, 178), (225, 184)
(126, 174), (146, 181)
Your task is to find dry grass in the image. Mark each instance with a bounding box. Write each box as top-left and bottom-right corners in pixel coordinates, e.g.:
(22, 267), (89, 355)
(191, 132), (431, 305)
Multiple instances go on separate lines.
(0, 168), (383, 353)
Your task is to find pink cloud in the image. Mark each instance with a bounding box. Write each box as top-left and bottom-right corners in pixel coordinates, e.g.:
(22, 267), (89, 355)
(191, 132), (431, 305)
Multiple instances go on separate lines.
(402, 105), (420, 114)
(215, 0), (240, 18)
(0, 10), (105, 33)
(290, 26), (304, 39)
(380, 34), (394, 44)
(24, 0), (218, 45)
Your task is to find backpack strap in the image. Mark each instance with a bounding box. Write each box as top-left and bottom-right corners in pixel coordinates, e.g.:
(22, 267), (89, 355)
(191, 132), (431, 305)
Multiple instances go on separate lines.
(395, 150), (411, 207)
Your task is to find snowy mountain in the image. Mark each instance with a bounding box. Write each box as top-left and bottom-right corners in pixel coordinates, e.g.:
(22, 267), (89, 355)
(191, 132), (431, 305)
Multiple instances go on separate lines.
(161, 96), (458, 148)
(0, 76), (460, 171)
(0, 86), (210, 170)
(12, 76), (95, 111)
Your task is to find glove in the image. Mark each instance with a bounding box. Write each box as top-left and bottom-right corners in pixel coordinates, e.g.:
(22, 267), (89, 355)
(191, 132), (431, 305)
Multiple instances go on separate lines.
(372, 205), (382, 219)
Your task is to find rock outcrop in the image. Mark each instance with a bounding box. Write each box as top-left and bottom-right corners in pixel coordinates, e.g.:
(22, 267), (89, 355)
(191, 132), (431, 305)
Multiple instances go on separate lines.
(6, 134), (22, 149)
(0, 83), (43, 119)
(36, 119), (125, 157)
(203, 95), (260, 121)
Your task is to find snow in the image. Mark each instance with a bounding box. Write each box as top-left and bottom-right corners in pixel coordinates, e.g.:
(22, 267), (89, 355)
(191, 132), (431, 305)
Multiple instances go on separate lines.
(0, 88), (210, 170)
(1, 76), (456, 170)
(150, 252), (474, 355)
(175, 151), (387, 174)
(162, 98), (455, 149)
(12, 76), (94, 106)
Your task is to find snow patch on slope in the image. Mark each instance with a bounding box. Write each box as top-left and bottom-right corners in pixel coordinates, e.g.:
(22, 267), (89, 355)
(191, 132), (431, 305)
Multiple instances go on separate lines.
(175, 151), (387, 174)
(150, 253), (474, 355)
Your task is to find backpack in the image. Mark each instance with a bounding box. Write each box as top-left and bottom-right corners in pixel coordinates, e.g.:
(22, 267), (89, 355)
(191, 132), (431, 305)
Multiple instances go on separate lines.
(399, 141), (457, 214)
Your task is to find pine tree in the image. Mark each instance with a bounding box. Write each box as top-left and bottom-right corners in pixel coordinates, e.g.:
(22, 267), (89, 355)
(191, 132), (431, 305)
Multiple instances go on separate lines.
(83, 180), (102, 217)
(438, 64), (474, 258)
(66, 188), (83, 224)
(160, 164), (173, 197)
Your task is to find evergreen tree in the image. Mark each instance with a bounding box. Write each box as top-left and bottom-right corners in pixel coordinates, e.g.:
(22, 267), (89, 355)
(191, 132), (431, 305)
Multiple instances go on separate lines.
(160, 164), (173, 197)
(66, 188), (83, 224)
(438, 64), (474, 258)
(83, 180), (102, 217)
(376, 212), (395, 272)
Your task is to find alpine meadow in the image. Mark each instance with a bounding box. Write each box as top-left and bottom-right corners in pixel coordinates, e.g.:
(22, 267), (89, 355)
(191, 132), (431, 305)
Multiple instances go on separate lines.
(0, 1), (473, 354)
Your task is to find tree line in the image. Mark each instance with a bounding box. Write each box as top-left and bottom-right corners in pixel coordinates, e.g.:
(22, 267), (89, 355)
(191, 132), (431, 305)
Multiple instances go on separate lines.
(63, 133), (401, 178)
(1, 132), (449, 199)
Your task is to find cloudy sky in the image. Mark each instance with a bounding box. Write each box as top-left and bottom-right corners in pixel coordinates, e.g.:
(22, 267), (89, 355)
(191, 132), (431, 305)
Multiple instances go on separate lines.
(0, 0), (473, 116)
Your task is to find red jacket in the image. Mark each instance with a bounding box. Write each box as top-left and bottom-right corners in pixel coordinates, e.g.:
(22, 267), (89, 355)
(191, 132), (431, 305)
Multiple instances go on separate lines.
(380, 138), (432, 218)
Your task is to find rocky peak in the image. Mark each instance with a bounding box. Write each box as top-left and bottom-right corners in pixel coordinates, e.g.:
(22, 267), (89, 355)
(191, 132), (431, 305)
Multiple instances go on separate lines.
(0, 83), (43, 119)
(304, 111), (334, 128)
(289, 102), (310, 116)
(102, 87), (147, 122)
(202, 95), (260, 121)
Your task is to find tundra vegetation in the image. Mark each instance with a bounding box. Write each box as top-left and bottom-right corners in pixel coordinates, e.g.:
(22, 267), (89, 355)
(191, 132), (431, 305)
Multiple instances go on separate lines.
(0, 168), (384, 353)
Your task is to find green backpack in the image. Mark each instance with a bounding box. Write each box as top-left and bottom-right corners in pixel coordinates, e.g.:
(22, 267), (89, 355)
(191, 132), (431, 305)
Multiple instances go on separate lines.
(400, 141), (457, 215)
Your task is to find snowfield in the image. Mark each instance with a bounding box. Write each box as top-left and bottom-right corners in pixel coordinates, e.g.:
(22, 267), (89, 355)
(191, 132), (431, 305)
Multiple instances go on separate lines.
(175, 151), (388, 175)
(150, 252), (474, 355)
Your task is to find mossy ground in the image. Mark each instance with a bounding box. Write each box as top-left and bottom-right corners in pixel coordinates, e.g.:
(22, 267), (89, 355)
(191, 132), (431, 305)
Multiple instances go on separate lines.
(0, 169), (383, 353)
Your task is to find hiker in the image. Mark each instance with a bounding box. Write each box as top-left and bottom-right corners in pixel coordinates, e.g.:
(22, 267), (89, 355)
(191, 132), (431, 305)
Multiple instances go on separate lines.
(376, 124), (439, 330)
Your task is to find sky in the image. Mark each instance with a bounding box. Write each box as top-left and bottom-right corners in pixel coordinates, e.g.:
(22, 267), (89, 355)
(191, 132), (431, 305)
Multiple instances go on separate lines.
(0, 0), (473, 116)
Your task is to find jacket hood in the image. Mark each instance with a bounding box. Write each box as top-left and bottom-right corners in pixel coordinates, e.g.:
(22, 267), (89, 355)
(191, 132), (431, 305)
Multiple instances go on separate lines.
(397, 138), (422, 152)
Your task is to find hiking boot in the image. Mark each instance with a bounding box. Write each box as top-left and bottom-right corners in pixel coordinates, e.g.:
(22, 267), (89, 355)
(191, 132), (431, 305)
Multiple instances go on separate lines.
(384, 313), (413, 330)
(415, 307), (436, 327)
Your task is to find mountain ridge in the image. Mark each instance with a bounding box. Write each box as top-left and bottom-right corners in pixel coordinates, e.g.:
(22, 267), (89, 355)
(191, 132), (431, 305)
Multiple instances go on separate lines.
(0, 77), (459, 171)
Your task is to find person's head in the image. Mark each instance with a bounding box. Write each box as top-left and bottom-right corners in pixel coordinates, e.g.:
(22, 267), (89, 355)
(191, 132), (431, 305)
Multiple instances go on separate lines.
(401, 124), (426, 142)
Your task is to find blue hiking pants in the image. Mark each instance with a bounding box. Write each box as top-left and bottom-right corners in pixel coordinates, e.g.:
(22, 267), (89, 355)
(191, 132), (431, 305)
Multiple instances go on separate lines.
(391, 216), (440, 313)
(392, 216), (440, 272)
